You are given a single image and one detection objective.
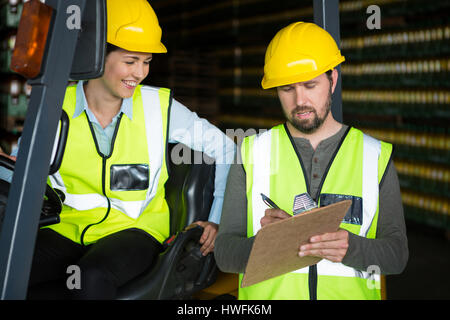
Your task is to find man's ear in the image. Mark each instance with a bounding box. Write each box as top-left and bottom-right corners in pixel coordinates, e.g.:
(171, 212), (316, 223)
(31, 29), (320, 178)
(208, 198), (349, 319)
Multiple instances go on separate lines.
(331, 68), (339, 94)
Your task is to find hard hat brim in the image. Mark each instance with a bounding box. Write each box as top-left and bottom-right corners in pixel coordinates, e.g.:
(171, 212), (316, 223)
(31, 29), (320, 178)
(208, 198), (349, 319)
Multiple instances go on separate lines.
(261, 56), (345, 89)
(107, 40), (167, 54)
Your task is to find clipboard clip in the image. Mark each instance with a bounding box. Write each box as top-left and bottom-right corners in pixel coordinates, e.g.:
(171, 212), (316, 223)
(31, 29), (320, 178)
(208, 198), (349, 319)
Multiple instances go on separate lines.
(292, 192), (317, 215)
(261, 192), (318, 215)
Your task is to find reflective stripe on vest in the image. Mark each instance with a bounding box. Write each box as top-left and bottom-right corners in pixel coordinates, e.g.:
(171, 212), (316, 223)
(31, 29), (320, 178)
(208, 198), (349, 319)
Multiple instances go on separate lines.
(239, 125), (392, 300)
(47, 85), (171, 245)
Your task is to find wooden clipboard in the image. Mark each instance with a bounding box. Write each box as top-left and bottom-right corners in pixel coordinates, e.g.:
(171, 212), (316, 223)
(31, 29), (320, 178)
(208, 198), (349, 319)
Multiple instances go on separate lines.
(241, 200), (352, 288)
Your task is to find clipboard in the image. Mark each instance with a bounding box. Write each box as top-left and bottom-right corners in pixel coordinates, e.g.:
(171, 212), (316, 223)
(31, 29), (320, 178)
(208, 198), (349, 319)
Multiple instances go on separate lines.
(241, 200), (352, 288)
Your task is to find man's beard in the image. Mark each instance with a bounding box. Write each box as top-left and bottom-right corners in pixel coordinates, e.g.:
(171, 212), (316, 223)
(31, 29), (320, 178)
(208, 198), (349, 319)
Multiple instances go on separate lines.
(285, 86), (333, 134)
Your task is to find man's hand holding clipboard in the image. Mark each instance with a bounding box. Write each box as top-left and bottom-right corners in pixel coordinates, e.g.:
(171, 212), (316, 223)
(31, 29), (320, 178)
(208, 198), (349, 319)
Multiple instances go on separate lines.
(241, 195), (352, 287)
(260, 193), (348, 262)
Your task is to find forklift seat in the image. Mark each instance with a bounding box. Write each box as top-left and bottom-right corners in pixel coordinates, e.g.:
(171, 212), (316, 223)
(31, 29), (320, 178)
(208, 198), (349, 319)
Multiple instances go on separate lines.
(116, 143), (218, 299)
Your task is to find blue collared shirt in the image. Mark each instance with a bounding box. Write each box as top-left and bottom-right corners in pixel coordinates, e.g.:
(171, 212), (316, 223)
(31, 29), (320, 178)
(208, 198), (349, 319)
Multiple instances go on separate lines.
(73, 81), (133, 156)
(3, 81), (235, 224)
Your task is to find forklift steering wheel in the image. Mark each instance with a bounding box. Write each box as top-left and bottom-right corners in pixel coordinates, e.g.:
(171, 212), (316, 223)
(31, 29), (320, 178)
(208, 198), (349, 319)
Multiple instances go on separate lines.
(0, 110), (69, 228)
(0, 155), (64, 228)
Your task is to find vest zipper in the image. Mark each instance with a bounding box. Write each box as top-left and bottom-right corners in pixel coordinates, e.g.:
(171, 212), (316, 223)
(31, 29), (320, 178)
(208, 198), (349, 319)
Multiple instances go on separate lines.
(284, 124), (318, 300)
(308, 265), (318, 300)
(314, 126), (351, 198)
(80, 112), (123, 246)
(283, 124), (351, 300)
(80, 156), (111, 246)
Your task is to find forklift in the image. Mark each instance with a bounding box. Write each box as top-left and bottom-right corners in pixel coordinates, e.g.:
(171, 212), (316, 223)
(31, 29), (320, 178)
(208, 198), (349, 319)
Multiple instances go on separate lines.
(0, 0), (343, 300)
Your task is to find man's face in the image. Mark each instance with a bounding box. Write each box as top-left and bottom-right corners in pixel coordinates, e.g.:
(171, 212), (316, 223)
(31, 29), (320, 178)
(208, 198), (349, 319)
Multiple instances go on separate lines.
(100, 48), (152, 99)
(277, 70), (336, 135)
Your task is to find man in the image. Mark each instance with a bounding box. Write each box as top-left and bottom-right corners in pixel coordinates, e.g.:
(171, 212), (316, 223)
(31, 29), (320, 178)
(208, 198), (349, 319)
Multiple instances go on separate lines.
(214, 22), (408, 300)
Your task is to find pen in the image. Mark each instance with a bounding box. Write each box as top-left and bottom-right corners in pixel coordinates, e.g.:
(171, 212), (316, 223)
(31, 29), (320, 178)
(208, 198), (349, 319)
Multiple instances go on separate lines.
(260, 193), (280, 209)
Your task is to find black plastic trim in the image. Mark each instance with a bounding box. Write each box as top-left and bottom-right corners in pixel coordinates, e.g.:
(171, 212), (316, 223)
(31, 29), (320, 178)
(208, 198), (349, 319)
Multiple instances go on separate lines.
(80, 112), (123, 246)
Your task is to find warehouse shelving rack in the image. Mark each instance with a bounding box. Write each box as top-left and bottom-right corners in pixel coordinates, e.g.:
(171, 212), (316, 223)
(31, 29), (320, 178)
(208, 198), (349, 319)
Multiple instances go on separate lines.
(151, 0), (449, 232)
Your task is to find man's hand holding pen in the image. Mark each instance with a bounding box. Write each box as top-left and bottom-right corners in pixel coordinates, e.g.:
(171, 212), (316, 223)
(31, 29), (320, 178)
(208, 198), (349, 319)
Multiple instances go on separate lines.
(260, 193), (349, 263)
(260, 208), (291, 227)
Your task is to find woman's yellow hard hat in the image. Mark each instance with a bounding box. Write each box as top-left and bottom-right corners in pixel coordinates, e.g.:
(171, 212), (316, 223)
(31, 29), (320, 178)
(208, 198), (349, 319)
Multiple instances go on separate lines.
(262, 22), (345, 89)
(107, 0), (167, 53)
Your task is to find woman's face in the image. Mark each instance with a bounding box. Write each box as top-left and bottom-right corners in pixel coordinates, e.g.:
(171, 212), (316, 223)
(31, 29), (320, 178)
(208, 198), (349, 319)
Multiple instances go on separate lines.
(100, 48), (152, 99)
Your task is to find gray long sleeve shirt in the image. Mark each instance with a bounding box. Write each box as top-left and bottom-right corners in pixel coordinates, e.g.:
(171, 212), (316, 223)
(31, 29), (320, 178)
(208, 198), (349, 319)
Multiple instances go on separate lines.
(215, 124), (409, 275)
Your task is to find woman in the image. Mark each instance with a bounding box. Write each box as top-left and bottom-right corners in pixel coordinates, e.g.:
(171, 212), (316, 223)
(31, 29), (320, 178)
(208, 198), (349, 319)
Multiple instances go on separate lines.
(3, 0), (234, 299)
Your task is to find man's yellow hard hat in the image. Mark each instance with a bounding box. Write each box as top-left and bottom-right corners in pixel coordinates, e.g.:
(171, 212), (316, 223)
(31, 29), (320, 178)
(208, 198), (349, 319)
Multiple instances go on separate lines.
(261, 22), (345, 89)
(107, 0), (167, 53)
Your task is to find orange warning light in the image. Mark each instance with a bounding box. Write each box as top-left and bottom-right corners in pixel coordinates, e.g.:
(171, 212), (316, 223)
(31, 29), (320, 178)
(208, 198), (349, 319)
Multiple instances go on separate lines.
(10, 0), (53, 79)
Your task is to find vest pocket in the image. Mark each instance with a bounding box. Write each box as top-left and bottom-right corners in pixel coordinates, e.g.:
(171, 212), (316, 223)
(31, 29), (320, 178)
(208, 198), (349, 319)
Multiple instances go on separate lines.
(319, 194), (362, 225)
(110, 164), (149, 191)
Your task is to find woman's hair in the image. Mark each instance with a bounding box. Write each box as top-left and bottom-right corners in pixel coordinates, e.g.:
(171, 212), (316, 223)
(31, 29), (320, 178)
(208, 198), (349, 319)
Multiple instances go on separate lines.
(106, 43), (122, 56)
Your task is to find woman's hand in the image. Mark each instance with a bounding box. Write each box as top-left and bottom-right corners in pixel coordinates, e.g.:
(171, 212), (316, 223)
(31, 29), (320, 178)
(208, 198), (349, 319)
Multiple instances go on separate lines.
(0, 149), (16, 162)
(192, 221), (219, 256)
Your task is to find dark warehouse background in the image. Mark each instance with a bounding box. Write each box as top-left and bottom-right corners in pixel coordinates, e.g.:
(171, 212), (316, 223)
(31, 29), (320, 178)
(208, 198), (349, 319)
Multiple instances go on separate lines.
(0, 0), (449, 299)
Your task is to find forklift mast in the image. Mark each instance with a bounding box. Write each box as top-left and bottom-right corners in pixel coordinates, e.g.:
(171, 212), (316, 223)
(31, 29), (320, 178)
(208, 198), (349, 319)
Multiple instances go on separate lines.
(0, 0), (106, 299)
(313, 0), (343, 122)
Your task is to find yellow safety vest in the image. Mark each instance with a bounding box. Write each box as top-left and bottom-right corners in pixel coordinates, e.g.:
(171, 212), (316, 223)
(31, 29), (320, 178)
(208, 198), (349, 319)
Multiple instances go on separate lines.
(240, 124), (392, 300)
(47, 85), (171, 245)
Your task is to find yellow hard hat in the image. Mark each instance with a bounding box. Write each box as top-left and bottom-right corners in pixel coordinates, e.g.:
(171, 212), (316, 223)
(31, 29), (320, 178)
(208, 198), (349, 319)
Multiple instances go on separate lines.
(107, 0), (167, 53)
(261, 22), (345, 89)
